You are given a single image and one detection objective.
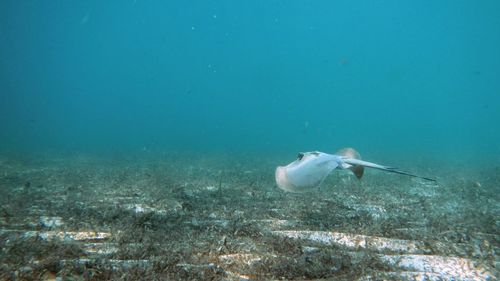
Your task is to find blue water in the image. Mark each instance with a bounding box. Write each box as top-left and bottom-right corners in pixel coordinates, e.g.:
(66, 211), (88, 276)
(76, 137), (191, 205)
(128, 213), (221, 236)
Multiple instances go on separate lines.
(1, 1), (499, 161)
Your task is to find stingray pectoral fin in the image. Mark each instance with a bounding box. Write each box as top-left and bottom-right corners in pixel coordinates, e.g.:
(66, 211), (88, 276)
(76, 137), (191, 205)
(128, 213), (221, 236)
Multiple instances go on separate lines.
(336, 148), (364, 179)
(275, 166), (331, 192)
(349, 165), (364, 179)
(275, 159), (339, 192)
(275, 166), (295, 191)
(343, 158), (436, 182)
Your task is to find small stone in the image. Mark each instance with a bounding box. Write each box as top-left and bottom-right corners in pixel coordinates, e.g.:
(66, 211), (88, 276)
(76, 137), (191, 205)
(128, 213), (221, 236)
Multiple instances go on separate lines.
(40, 271), (57, 281)
(39, 216), (63, 228)
(19, 266), (33, 275)
(301, 246), (320, 254)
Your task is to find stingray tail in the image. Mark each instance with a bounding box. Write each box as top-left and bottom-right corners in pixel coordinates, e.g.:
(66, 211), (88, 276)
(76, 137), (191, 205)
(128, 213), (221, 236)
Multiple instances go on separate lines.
(342, 157), (436, 182)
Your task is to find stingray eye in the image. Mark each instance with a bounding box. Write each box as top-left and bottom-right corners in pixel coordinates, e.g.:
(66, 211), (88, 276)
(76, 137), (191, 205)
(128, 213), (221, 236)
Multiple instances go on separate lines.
(297, 153), (304, 160)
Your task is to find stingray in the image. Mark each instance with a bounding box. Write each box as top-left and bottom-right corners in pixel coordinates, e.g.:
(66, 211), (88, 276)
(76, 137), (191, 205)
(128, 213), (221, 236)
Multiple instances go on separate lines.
(275, 148), (436, 192)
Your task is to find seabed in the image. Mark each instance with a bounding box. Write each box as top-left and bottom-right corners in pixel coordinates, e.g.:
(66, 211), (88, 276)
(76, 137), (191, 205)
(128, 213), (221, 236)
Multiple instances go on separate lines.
(0, 153), (498, 280)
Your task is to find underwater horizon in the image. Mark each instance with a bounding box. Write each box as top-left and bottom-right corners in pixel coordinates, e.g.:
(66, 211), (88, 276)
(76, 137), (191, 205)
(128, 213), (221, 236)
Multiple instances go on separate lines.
(1, 1), (499, 280)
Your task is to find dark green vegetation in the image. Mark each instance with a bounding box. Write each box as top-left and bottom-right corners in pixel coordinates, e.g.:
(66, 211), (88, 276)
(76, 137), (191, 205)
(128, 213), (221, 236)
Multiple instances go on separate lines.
(0, 153), (498, 280)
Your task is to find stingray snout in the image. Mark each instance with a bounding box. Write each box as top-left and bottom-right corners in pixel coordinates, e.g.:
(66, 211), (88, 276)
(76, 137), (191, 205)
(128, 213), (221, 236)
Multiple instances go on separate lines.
(275, 166), (294, 192)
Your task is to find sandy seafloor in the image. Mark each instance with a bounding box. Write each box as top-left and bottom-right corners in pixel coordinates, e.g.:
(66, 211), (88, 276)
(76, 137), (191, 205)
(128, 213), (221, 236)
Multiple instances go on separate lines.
(0, 152), (498, 280)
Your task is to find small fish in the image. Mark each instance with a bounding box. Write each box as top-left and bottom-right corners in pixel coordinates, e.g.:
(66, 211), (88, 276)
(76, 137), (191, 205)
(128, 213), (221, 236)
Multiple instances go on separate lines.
(275, 148), (435, 192)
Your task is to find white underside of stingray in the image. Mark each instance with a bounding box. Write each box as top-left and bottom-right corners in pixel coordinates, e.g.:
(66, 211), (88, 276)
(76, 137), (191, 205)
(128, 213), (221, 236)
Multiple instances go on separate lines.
(275, 148), (435, 192)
